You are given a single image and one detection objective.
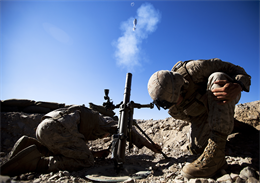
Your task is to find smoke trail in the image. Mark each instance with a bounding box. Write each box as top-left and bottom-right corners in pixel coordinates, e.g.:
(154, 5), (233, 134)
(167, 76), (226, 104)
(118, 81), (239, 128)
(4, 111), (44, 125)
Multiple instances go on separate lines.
(113, 3), (161, 71)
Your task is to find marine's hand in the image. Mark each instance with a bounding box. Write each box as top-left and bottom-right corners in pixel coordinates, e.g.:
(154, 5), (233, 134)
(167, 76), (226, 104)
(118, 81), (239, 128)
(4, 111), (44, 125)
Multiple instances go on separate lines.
(150, 143), (162, 153)
(211, 80), (242, 104)
(92, 149), (110, 158)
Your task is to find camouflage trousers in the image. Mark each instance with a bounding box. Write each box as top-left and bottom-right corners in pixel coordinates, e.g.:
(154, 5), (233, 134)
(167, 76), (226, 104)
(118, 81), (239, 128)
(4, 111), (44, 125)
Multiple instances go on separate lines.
(189, 72), (241, 152)
(36, 111), (94, 172)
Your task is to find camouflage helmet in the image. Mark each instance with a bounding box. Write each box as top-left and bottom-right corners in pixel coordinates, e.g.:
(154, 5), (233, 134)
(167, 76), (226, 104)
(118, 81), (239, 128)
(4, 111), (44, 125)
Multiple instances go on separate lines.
(147, 70), (184, 109)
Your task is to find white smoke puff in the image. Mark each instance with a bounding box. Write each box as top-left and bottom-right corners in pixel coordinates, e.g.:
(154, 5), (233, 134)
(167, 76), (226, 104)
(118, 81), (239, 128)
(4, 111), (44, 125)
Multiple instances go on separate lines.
(113, 3), (161, 72)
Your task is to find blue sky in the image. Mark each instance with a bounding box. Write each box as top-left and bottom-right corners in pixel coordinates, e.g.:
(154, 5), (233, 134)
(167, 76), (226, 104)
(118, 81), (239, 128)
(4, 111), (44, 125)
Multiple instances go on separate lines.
(1, 0), (259, 120)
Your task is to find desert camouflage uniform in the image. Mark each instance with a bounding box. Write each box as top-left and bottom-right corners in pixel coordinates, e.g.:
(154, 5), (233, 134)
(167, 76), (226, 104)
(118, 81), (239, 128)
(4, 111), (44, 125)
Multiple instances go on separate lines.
(36, 105), (147, 172)
(168, 58), (251, 153)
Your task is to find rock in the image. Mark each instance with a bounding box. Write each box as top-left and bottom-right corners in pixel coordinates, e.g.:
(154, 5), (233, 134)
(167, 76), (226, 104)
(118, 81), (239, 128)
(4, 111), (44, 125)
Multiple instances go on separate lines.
(240, 167), (257, 180)
(166, 172), (175, 178)
(174, 174), (184, 181)
(57, 170), (70, 177)
(58, 171), (63, 177)
(33, 178), (42, 183)
(216, 174), (232, 183)
(57, 176), (69, 181)
(188, 178), (212, 182)
(246, 177), (259, 183)
(0, 175), (11, 183)
(255, 125), (260, 131)
(234, 101), (260, 128)
(1, 112), (44, 152)
(173, 179), (185, 183)
(230, 173), (239, 180)
(123, 178), (134, 183)
(19, 174), (27, 180)
(207, 179), (216, 183)
(168, 165), (178, 173)
(103, 137), (111, 143)
(62, 171), (70, 176)
(235, 176), (246, 183)
(48, 174), (59, 181)
(27, 174), (35, 180)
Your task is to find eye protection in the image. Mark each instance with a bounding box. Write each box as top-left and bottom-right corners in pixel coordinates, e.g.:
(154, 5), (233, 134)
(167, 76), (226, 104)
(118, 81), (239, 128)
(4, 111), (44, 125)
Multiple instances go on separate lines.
(153, 99), (175, 110)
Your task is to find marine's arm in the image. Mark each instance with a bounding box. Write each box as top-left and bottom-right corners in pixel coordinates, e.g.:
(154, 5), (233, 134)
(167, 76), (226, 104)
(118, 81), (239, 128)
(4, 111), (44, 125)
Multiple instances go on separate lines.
(131, 127), (162, 153)
(186, 58), (251, 92)
(91, 149), (110, 158)
(211, 80), (242, 104)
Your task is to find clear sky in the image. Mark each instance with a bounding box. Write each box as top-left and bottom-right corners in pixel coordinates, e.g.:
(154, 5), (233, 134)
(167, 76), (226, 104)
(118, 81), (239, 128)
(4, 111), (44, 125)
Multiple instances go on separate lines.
(1, 0), (259, 120)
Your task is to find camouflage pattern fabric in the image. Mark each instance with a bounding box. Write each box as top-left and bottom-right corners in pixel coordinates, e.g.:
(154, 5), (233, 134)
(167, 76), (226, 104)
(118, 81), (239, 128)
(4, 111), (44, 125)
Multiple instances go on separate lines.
(36, 105), (149, 172)
(207, 72), (241, 134)
(185, 58), (250, 92)
(148, 70), (184, 104)
(168, 59), (250, 152)
(36, 110), (94, 171)
(187, 72), (240, 151)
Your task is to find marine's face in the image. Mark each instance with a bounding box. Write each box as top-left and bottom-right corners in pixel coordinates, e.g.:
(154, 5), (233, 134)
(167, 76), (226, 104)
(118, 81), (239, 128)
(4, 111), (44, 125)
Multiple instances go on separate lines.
(154, 94), (183, 110)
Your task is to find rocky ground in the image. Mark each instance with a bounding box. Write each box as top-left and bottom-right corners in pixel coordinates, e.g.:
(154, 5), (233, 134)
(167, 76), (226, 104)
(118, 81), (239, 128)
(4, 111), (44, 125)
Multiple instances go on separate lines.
(0, 100), (259, 183)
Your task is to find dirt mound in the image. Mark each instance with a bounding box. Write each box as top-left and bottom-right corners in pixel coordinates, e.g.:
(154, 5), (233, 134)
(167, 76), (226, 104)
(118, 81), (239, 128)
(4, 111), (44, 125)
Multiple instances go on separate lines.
(234, 100), (260, 130)
(0, 100), (259, 182)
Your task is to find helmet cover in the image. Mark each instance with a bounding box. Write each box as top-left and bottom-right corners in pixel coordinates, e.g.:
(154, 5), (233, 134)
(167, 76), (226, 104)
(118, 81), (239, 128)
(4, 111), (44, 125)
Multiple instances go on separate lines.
(147, 70), (184, 106)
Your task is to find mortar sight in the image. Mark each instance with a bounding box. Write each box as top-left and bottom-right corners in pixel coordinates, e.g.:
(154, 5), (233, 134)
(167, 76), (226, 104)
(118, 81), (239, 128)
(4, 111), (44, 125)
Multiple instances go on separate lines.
(104, 89), (109, 96)
(103, 89), (115, 110)
(104, 89), (109, 100)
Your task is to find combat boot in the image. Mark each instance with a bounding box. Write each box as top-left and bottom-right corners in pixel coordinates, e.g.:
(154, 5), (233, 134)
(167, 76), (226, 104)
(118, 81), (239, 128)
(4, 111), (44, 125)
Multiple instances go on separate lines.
(0, 145), (49, 176)
(9, 135), (50, 159)
(187, 144), (205, 155)
(181, 131), (228, 179)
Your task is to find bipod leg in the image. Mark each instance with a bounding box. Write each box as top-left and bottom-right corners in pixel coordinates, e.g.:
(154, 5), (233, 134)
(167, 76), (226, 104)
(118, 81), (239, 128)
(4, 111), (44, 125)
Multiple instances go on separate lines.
(133, 121), (170, 159)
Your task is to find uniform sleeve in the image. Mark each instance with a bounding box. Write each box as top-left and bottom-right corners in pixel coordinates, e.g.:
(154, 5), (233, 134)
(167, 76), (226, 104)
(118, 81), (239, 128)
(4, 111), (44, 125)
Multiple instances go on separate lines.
(130, 127), (148, 149)
(185, 58), (251, 92)
(168, 105), (192, 122)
